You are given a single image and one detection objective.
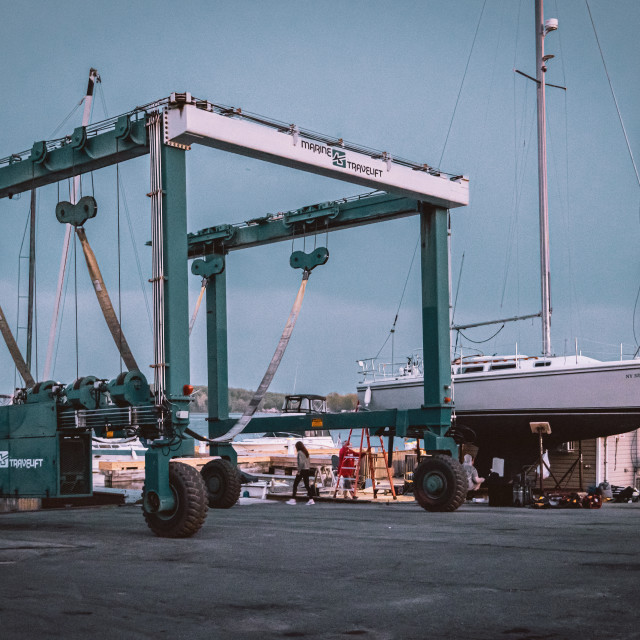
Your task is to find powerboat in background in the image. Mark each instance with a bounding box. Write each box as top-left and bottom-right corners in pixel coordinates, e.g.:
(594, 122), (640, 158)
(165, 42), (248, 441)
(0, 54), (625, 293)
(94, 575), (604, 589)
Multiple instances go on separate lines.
(233, 394), (337, 455)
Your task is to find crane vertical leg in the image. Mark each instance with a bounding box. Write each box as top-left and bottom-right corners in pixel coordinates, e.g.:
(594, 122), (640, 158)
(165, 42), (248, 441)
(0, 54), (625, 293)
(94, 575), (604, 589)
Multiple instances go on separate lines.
(419, 203), (453, 446)
(144, 142), (207, 537)
(204, 259), (236, 464)
(160, 144), (192, 413)
(412, 203), (467, 512)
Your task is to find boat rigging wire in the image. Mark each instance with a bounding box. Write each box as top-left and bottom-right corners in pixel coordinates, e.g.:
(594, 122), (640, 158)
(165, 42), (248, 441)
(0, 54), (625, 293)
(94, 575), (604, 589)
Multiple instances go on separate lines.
(585, 0), (640, 201)
(120, 179), (153, 332)
(49, 102), (82, 139)
(438, 0), (487, 168)
(501, 84), (537, 310)
(451, 251), (465, 327)
(2, 209), (35, 387)
(13, 209), (31, 388)
(584, 0), (640, 347)
(451, 251), (465, 358)
(374, 236), (419, 361)
(458, 324), (505, 344)
(96, 81), (153, 332)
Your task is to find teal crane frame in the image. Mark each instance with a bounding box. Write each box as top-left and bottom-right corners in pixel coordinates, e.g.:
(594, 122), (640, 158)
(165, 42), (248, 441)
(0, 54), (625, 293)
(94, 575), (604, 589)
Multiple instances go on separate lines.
(0, 95), (467, 518)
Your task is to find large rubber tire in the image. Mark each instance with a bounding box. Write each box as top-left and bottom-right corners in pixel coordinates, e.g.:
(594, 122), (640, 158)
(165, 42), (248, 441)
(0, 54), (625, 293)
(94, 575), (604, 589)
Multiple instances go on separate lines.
(143, 462), (208, 538)
(201, 459), (241, 509)
(414, 455), (467, 512)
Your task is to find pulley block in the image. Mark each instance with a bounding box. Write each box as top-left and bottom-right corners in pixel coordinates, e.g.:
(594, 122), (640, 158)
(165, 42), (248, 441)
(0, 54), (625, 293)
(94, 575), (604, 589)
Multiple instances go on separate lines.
(290, 246), (329, 272)
(55, 195), (98, 227)
(191, 254), (225, 278)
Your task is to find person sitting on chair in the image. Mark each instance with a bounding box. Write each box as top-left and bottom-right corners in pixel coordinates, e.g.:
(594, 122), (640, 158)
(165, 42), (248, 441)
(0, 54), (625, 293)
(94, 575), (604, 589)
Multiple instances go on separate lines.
(463, 454), (485, 492)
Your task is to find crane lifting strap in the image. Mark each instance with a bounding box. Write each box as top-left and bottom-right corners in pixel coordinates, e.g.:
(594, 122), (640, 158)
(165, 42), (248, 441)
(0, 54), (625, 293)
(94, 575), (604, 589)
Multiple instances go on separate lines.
(0, 304), (35, 387)
(189, 279), (207, 336)
(204, 270), (310, 443)
(75, 227), (140, 372)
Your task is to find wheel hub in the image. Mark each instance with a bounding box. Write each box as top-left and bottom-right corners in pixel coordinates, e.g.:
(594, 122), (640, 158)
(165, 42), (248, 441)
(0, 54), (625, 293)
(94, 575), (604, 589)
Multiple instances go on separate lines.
(424, 472), (445, 497)
(208, 476), (221, 494)
(154, 485), (179, 521)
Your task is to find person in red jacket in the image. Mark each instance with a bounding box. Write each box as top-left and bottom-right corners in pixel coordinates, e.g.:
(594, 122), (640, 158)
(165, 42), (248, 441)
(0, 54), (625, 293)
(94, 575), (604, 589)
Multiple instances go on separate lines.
(338, 442), (361, 498)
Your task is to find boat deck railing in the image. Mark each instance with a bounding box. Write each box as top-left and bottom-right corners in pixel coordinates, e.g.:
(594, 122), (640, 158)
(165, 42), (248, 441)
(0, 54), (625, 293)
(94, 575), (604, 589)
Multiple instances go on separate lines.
(357, 352), (424, 382)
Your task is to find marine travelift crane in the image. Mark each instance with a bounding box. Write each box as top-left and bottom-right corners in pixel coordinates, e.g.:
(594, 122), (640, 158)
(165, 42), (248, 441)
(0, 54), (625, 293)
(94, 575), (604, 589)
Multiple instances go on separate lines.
(0, 90), (469, 537)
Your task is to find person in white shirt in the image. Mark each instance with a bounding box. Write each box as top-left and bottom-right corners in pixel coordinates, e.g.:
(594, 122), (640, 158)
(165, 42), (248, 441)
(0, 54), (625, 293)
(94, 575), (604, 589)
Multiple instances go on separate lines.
(286, 441), (315, 505)
(463, 454), (485, 491)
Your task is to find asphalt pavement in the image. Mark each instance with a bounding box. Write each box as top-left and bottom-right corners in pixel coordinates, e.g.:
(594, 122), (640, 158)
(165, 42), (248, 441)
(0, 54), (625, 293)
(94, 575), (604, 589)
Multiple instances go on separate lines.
(0, 499), (638, 640)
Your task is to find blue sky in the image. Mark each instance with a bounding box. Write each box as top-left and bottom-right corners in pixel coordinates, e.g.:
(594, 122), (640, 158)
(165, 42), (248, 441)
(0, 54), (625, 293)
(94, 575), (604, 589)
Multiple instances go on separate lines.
(0, 0), (638, 396)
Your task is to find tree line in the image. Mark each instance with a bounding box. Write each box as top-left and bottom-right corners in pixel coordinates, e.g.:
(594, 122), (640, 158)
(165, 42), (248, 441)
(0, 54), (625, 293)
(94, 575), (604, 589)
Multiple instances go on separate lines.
(190, 386), (357, 414)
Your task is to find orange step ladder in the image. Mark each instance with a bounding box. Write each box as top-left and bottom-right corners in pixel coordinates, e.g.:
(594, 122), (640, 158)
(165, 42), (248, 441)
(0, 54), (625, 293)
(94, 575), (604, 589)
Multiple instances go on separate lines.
(333, 429), (397, 500)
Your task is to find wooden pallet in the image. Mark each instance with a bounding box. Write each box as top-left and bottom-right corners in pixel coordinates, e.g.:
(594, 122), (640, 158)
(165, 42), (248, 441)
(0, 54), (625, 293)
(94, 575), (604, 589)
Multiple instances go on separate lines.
(98, 456), (219, 472)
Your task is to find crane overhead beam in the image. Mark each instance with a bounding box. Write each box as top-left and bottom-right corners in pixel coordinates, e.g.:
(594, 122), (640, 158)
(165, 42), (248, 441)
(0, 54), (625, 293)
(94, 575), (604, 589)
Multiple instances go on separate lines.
(0, 115), (148, 200)
(165, 97), (469, 208)
(187, 192), (421, 257)
(0, 94), (468, 209)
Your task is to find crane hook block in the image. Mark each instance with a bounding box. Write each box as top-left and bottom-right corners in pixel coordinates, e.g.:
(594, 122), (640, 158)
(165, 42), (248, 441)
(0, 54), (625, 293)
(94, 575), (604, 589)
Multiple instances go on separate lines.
(191, 255), (225, 278)
(55, 196), (98, 227)
(290, 247), (329, 272)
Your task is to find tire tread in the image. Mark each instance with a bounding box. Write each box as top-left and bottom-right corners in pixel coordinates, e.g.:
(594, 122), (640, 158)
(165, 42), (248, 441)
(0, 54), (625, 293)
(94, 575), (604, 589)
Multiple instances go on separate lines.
(414, 454), (467, 513)
(143, 461), (208, 538)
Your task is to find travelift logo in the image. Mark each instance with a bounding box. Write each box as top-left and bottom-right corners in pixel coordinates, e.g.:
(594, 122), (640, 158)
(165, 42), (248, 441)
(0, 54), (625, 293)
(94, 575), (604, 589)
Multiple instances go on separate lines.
(299, 140), (384, 178)
(332, 150), (346, 168)
(0, 452), (44, 469)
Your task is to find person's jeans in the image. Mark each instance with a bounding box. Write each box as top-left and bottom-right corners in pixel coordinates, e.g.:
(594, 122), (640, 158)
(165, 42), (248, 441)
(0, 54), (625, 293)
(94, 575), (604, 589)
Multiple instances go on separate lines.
(293, 469), (313, 498)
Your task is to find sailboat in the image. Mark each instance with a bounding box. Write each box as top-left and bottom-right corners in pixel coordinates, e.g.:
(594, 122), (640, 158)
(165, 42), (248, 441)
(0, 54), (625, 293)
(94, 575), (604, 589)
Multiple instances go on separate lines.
(356, 0), (640, 477)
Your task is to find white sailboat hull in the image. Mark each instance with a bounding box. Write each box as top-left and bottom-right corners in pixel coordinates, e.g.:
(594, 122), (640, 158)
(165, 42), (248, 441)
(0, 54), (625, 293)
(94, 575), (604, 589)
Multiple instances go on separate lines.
(358, 359), (640, 446)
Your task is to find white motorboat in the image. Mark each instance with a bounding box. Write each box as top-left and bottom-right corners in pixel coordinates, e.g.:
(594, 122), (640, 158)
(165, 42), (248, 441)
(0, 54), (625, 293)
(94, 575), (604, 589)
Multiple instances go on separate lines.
(233, 394), (337, 454)
(357, 2), (640, 476)
(233, 431), (337, 455)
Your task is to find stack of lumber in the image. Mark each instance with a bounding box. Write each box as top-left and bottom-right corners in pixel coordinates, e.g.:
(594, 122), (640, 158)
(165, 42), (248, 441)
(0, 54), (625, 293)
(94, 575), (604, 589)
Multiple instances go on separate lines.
(99, 457), (217, 487)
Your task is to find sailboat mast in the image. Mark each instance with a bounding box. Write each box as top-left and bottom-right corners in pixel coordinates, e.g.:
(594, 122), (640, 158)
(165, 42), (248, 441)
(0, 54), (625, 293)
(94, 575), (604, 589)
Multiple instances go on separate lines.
(535, 0), (552, 356)
(535, 0), (555, 357)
